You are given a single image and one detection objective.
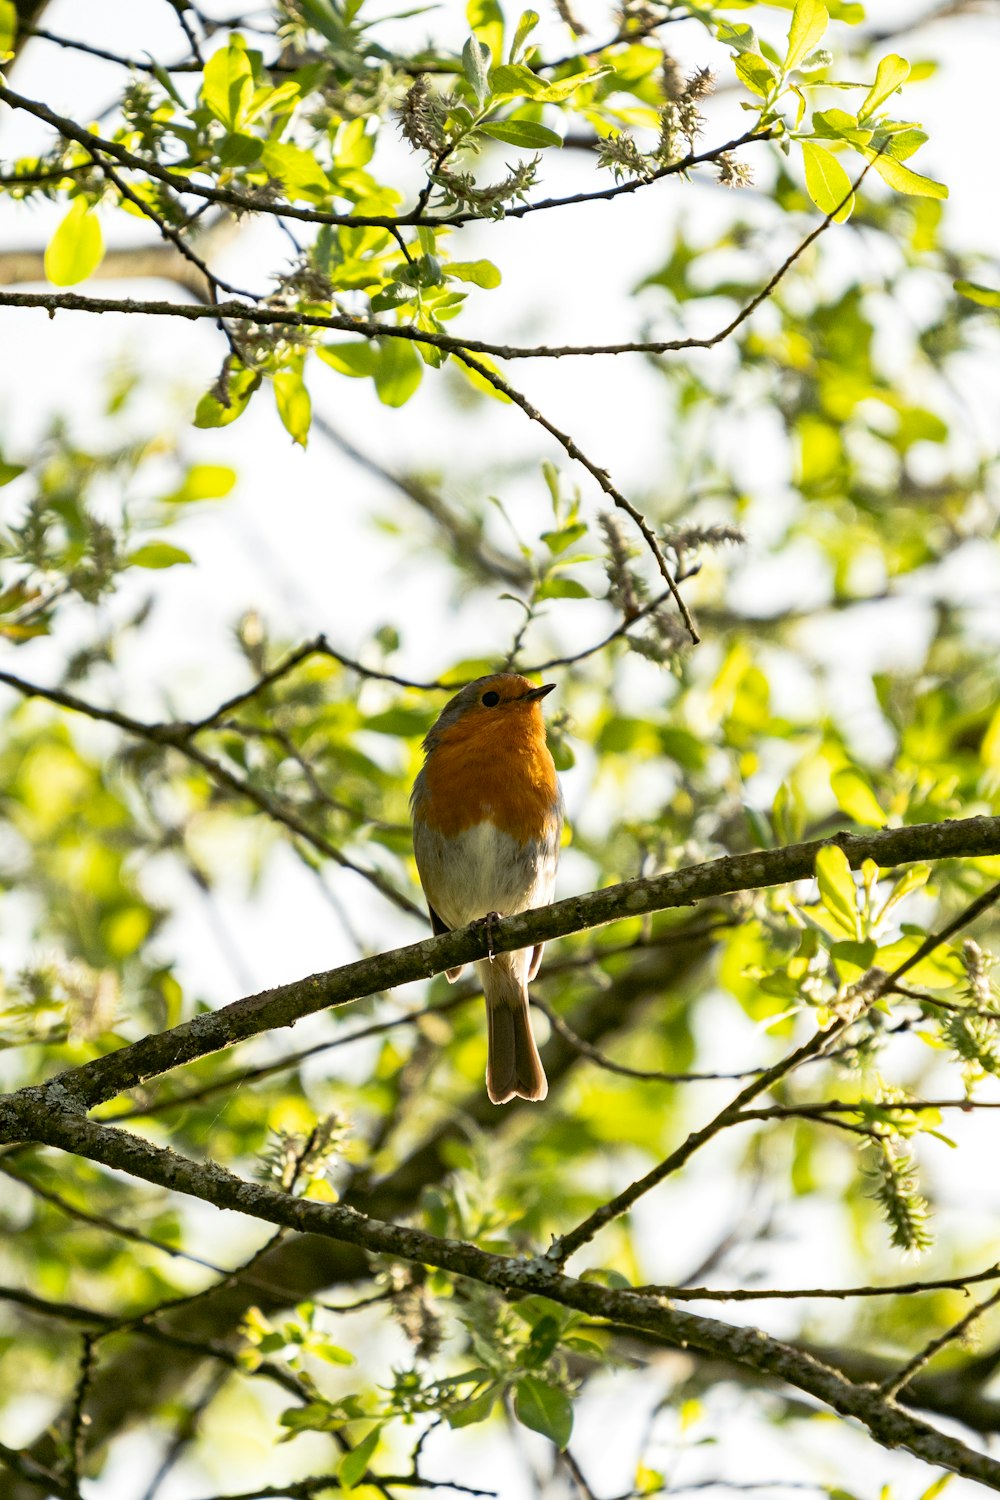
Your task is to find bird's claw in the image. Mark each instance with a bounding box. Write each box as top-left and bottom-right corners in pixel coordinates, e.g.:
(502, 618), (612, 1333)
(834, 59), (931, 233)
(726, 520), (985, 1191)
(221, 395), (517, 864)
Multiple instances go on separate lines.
(474, 910), (502, 962)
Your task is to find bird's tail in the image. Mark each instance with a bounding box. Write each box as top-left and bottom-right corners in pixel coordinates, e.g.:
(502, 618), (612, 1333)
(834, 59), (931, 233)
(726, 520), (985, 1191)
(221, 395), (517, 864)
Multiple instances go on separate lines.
(477, 952), (548, 1105)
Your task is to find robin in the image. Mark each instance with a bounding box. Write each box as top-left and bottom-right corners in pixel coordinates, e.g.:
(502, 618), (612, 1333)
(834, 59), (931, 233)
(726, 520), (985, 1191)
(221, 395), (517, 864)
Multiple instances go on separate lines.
(411, 673), (563, 1104)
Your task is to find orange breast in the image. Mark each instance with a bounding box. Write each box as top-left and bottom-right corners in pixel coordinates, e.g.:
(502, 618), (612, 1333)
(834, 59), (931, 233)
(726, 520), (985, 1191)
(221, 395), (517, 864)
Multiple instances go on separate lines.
(419, 709), (560, 846)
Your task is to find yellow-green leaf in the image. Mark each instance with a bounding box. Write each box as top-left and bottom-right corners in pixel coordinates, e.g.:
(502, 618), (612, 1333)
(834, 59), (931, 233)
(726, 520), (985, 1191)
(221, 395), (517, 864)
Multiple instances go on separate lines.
(193, 364), (261, 428)
(0, 459), (26, 487)
(875, 864), (930, 924)
(0, 0), (16, 58)
(456, 351), (511, 403)
(127, 542), (192, 569)
(374, 338), (422, 407)
(479, 119), (561, 149)
(955, 280), (1000, 311)
(445, 259), (502, 288)
(801, 140), (854, 221)
(260, 140), (332, 203)
(508, 9), (539, 64)
(815, 844), (860, 938)
(859, 53), (910, 122)
(317, 341), (379, 377)
(467, 0), (503, 61)
(870, 151), (947, 200)
(736, 52), (777, 97)
(164, 464), (237, 503)
(273, 370), (312, 446)
(45, 199), (105, 287)
(202, 33), (254, 129)
(785, 0), (828, 72)
(338, 1428), (380, 1491)
(489, 62), (608, 104)
(831, 767), (885, 827)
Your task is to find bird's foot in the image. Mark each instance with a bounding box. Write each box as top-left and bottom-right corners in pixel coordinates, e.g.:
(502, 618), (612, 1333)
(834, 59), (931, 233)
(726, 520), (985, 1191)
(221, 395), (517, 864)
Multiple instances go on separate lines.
(473, 910), (503, 962)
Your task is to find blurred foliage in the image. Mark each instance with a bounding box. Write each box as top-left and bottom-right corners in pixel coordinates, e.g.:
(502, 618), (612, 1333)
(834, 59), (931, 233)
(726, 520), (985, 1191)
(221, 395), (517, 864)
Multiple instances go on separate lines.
(3, 0), (1000, 1497)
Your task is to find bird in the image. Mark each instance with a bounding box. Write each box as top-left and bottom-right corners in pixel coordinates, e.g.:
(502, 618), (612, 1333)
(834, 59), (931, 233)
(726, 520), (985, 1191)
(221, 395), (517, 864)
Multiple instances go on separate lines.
(410, 672), (563, 1104)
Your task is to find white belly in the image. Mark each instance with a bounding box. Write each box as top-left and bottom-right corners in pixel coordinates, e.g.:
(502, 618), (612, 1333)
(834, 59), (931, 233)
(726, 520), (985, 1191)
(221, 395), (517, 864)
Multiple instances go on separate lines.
(413, 818), (559, 932)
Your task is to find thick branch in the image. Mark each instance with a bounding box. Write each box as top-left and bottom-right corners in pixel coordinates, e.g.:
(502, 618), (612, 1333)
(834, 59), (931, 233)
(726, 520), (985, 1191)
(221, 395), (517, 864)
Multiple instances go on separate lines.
(5, 813), (1000, 1114)
(0, 936), (716, 1488)
(3, 1105), (999, 1491)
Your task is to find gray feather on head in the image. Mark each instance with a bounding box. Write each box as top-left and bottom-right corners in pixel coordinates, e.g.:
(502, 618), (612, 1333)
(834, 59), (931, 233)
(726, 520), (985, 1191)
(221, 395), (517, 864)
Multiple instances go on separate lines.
(421, 673), (551, 750)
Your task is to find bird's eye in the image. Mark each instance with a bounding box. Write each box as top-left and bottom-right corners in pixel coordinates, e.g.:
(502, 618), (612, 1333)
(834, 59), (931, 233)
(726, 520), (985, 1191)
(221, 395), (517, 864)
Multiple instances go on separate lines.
(481, 690), (501, 707)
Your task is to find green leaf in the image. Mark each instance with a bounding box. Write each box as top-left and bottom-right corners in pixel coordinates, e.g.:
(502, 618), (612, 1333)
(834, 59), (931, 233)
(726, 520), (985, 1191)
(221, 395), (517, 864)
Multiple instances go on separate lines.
(859, 53), (910, 122)
(879, 127), (927, 161)
(540, 522), (587, 555)
(784, 0), (828, 71)
(127, 543), (192, 570)
(467, 0), (504, 60)
(374, 338), (423, 407)
(456, 352), (511, 402)
(309, 1340), (356, 1365)
(869, 152), (947, 200)
(463, 35), (492, 106)
(338, 1428), (380, 1491)
(448, 1390), (496, 1429)
(202, 33), (254, 129)
(317, 341), (380, 376)
(812, 108), (872, 148)
(918, 1475), (954, 1500)
(875, 865), (930, 924)
(216, 132), (264, 169)
(445, 259), (502, 288)
(164, 464), (237, 503)
(508, 10), (539, 64)
(193, 364), (261, 428)
(273, 370), (312, 447)
(535, 576), (590, 600)
(45, 199), (105, 287)
(0, 460), (26, 487)
(490, 62), (608, 104)
(831, 938), (878, 981)
(717, 20), (758, 54)
(363, 706), (428, 736)
(0, 0), (16, 58)
(955, 279), (1000, 310)
(801, 141), (854, 220)
(259, 140), (332, 202)
(735, 53), (777, 97)
(514, 1377), (573, 1448)
(831, 767), (884, 827)
(244, 78), (301, 126)
(479, 119), (561, 149)
(815, 844), (860, 938)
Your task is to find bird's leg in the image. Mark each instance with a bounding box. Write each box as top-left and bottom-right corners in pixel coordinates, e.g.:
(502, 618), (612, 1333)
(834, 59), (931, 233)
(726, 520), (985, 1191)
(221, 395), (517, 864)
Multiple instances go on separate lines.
(473, 911), (503, 962)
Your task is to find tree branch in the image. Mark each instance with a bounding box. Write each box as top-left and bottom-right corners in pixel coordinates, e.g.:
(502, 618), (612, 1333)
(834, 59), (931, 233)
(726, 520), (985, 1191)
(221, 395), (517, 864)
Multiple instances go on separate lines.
(11, 813), (995, 1114)
(3, 1106), (1000, 1491)
(0, 666), (421, 917)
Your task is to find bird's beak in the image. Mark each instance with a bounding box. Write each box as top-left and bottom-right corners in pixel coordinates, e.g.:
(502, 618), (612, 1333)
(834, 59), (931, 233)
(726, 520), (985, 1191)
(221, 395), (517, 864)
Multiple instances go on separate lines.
(524, 683), (556, 702)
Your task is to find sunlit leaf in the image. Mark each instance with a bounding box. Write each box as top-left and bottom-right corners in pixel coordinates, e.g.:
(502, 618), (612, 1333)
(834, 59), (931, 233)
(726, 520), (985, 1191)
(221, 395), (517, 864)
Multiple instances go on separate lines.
(801, 141), (854, 220)
(45, 199), (104, 286)
(273, 370), (312, 446)
(785, 0), (828, 72)
(858, 53), (910, 122)
(127, 543), (193, 569)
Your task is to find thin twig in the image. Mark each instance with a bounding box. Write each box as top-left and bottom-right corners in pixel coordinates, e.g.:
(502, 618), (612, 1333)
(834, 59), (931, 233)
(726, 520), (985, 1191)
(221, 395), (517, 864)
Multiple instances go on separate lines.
(546, 880), (1000, 1265)
(881, 1284), (1000, 1400)
(0, 667), (421, 916)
